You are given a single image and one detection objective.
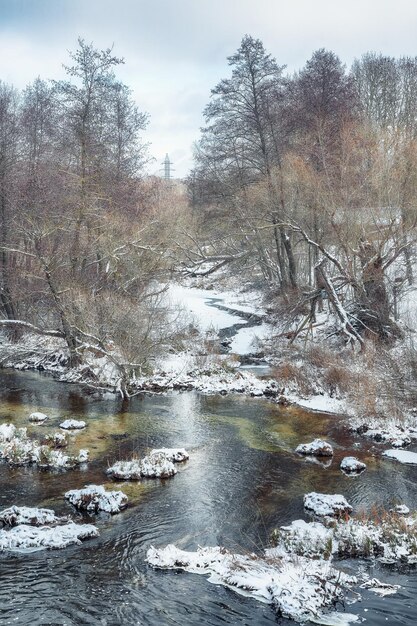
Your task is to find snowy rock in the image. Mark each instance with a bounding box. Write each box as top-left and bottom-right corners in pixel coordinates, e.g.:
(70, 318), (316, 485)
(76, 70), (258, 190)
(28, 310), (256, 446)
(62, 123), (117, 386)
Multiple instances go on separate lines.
(0, 521), (98, 552)
(304, 492), (352, 518)
(59, 419), (86, 430)
(340, 457), (366, 474)
(29, 412), (48, 423)
(0, 423), (18, 442)
(0, 506), (67, 527)
(64, 484), (128, 514)
(295, 439), (334, 457)
(106, 460), (142, 480)
(150, 448), (189, 463)
(383, 449), (417, 464)
(393, 504), (410, 515)
(146, 544), (358, 624)
(78, 449), (89, 463)
(140, 452), (177, 478)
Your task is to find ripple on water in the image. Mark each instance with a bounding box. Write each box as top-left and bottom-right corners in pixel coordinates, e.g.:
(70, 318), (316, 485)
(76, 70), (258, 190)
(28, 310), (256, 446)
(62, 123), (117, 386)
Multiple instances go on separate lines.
(0, 370), (417, 625)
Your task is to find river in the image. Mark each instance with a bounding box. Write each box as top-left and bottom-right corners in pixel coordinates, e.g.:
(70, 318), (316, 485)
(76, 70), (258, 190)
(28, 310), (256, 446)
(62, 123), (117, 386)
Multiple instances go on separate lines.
(0, 368), (417, 625)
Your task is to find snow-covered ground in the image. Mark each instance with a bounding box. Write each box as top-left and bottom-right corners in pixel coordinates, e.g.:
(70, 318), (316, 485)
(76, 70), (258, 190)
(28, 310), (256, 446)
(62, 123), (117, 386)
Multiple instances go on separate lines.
(146, 543), (358, 625)
(167, 284), (247, 332)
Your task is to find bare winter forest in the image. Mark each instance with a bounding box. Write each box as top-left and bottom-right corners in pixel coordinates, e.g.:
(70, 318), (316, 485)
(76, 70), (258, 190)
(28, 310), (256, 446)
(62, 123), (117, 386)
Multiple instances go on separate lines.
(2, 37), (417, 407)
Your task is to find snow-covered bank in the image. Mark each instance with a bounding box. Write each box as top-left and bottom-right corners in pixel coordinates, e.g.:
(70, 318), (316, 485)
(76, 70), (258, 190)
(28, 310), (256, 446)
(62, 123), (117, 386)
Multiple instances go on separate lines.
(0, 503), (98, 552)
(146, 544), (358, 625)
(2, 278), (416, 441)
(147, 497), (417, 623)
(0, 521), (98, 552)
(271, 509), (417, 564)
(0, 506), (67, 527)
(303, 492), (353, 518)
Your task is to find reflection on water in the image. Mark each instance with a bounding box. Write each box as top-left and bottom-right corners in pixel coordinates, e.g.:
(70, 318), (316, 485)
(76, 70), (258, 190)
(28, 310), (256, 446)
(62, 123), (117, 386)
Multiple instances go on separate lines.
(0, 369), (416, 625)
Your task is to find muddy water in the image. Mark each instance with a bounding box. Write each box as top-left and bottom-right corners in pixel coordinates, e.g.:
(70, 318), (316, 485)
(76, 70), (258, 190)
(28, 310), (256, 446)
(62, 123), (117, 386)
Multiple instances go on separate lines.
(0, 369), (416, 625)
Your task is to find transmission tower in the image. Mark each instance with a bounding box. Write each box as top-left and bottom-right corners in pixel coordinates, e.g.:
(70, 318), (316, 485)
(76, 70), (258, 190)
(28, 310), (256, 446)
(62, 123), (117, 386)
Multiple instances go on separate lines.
(162, 153), (174, 180)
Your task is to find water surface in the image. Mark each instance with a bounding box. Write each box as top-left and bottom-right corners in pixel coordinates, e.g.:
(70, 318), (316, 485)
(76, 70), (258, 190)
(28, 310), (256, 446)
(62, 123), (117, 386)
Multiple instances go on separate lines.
(0, 369), (416, 625)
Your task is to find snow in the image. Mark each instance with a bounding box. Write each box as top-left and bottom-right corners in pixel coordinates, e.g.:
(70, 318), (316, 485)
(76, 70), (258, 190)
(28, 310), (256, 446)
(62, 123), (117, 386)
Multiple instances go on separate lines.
(146, 544), (358, 624)
(269, 519), (333, 559)
(42, 432), (67, 448)
(149, 448), (189, 462)
(295, 439), (334, 457)
(0, 521), (98, 552)
(287, 394), (346, 414)
(393, 504), (410, 515)
(271, 513), (417, 564)
(360, 579), (400, 596)
(349, 413), (417, 448)
(106, 459), (142, 480)
(0, 425), (89, 469)
(383, 449), (417, 464)
(59, 419), (86, 430)
(28, 412), (48, 423)
(0, 421), (88, 469)
(304, 492), (353, 517)
(0, 506), (67, 527)
(340, 457), (366, 474)
(0, 423), (19, 442)
(140, 452), (177, 478)
(107, 448), (187, 480)
(229, 323), (272, 355)
(167, 284), (244, 332)
(64, 484), (128, 514)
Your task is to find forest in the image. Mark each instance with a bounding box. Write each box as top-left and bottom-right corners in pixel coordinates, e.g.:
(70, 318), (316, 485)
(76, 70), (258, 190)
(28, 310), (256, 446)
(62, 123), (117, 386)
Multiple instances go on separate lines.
(1, 36), (417, 404)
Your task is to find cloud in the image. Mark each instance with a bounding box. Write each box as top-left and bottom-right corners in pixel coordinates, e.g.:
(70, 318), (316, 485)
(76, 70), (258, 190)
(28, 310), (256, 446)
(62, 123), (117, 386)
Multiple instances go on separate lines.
(1, 0), (417, 176)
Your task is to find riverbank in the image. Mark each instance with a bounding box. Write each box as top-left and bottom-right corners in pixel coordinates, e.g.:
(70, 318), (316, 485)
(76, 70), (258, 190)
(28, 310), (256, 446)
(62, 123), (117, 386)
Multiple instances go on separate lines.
(1, 277), (417, 448)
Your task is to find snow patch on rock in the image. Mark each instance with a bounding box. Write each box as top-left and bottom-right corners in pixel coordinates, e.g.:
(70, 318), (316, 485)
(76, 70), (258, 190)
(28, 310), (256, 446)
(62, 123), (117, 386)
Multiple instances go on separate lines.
(340, 457), (366, 474)
(140, 452), (177, 478)
(64, 484), (128, 514)
(29, 412), (48, 423)
(304, 492), (352, 518)
(271, 512), (417, 564)
(59, 419), (86, 430)
(295, 439), (334, 457)
(150, 448), (189, 463)
(107, 448), (188, 480)
(0, 505), (68, 527)
(106, 459), (142, 480)
(0, 521), (98, 552)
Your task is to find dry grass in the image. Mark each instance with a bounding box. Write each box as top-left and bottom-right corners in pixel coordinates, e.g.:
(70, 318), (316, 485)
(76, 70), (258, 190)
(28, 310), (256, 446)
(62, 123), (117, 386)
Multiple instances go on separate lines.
(272, 362), (313, 395)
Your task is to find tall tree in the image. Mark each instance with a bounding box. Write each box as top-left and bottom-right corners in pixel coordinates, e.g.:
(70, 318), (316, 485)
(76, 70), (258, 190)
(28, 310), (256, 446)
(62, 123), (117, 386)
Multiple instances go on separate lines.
(0, 82), (20, 321)
(192, 35), (298, 288)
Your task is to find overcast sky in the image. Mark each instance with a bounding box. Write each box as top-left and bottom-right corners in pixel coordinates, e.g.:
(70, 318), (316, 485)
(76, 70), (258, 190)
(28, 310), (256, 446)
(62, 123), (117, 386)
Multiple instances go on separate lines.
(1, 0), (417, 177)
